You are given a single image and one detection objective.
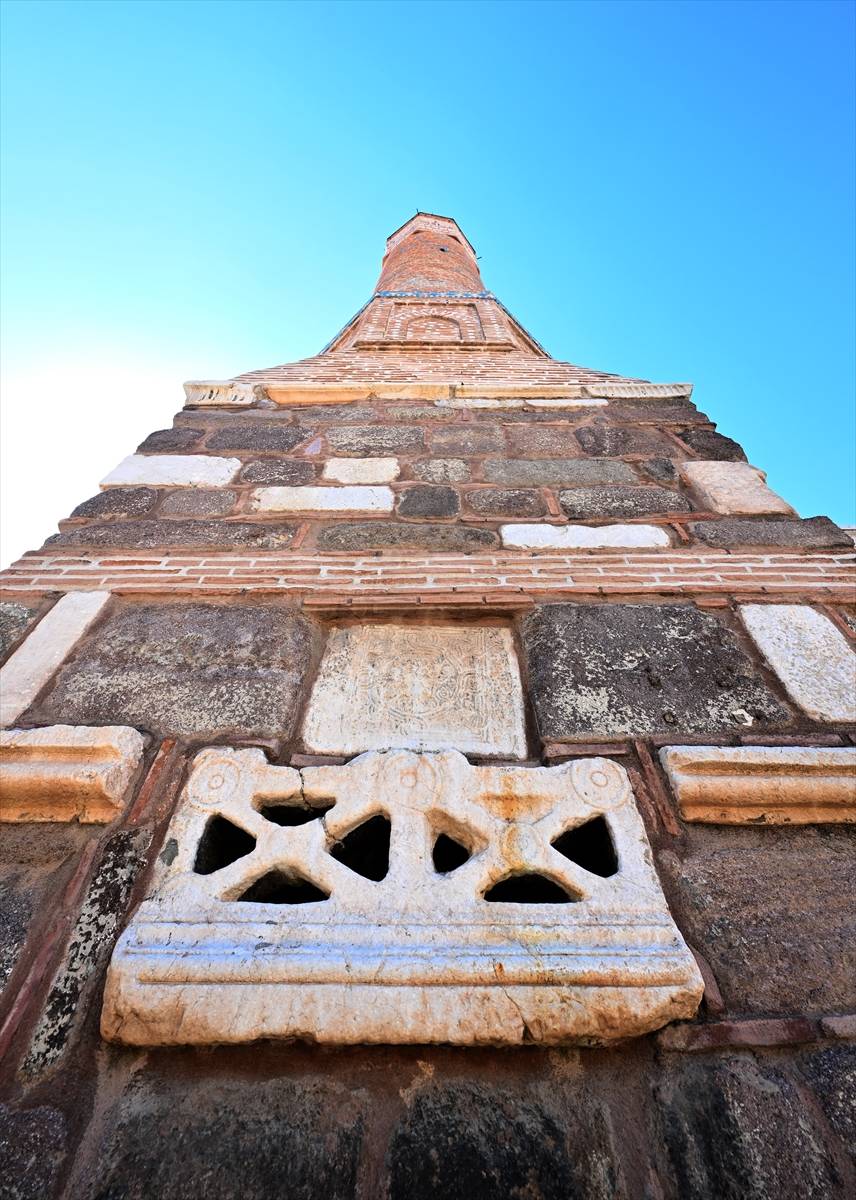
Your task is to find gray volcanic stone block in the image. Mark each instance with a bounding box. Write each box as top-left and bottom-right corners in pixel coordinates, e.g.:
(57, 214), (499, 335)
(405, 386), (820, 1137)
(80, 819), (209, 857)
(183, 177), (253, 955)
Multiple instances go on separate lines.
(0, 1104), (68, 1200)
(317, 521), (498, 552)
(504, 425), (583, 457)
(412, 458), (470, 483)
(640, 457), (678, 484)
(269, 404), (377, 423)
(396, 485), (460, 517)
(206, 424), (314, 453)
(78, 1075), (362, 1200)
(657, 825), (856, 1013)
(159, 489), (238, 517)
(558, 486), (691, 518)
(690, 516), (851, 549)
(0, 601), (39, 661)
(70, 488), (157, 520)
(467, 488), (546, 517)
(326, 425), (424, 455)
(137, 427), (204, 453)
(653, 1057), (842, 1200)
(51, 520), (299, 550)
(574, 425), (670, 457)
(799, 1046), (856, 1150)
(520, 603), (789, 740)
(677, 426), (746, 461)
(37, 603), (315, 738)
(430, 424), (504, 455)
(239, 459), (316, 485)
(484, 459), (637, 486)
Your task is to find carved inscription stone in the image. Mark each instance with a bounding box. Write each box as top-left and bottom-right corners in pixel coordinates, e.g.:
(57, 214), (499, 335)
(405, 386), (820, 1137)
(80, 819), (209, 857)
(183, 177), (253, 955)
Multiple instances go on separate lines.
(302, 624), (527, 759)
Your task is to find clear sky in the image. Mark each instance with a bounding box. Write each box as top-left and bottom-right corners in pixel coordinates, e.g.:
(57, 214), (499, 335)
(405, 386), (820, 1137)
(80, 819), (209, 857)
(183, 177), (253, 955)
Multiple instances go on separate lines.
(1, 0), (854, 564)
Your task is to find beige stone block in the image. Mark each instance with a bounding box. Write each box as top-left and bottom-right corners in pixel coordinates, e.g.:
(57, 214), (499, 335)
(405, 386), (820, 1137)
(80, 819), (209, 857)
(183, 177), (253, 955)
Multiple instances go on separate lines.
(0, 725), (146, 822)
(302, 624), (527, 758)
(437, 396), (608, 410)
(249, 485), (394, 514)
(0, 592), (111, 727)
(183, 380), (268, 408)
(264, 383), (449, 405)
(679, 461), (795, 515)
(101, 454), (241, 488)
(660, 745), (856, 824)
(739, 604), (856, 722)
(500, 523), (671, 549)
(322, 458), (400, 483)
(101, 747), (702, 1046)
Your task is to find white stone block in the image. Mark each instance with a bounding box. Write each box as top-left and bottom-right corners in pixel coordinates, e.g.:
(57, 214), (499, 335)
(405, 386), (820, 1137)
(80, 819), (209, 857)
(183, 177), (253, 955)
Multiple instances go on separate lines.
(739, 604), (856, 722)
(500, 524), (671, 549)
(527, 397), (609, 408)
(249, 486), (394, 514)
(0, 592), (111, 727)
(302, 624), (527, 758)
(101, 454), (241, 488)
(101, 747), (702, 1046)
(660, 745), (856, 824)
(322, 458), (400, 483)
(183, 380), (266, 407)
(679, 461), (795, 515)
(0, 725), (146, 822)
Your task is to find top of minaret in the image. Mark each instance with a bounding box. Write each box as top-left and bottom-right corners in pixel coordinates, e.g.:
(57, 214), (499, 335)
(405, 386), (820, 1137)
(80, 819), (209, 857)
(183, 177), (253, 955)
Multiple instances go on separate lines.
(375, 213), (486, 295)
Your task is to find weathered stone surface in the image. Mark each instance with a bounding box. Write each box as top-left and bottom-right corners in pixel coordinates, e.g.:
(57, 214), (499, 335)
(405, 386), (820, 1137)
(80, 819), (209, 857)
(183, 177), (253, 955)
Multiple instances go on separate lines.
(660, 745), (856, 823)
(101, 454), (241, 488)
(159, 488), (237, 517)
(799, 1045), (856, 1150)
(70, 487), (157, 520)
(388, 404), (457, 421)
(250, 485), (394, 514)
(101, 748), (701, 1046)
(238, 458), (315, 485)
(303, 625), (526, 757)
(677, 426), (746, 460)
(657, 824), (856, 1012)
(79, 1075), (362, 1200)
(503, 424), (583, 457)
(24, 826), (152, 1075)
(0, 602), (38, 662)
(575, 425), (669, 457)
(0, 591), (111, 728)
(640, 456), (678, 484)
(266, 403), (376, 423)
(521, 604), (790, 741)
(183, 379), (265, 407)
(137, 426), (204, 453)
(501, 523), (671, 549)
(739, 604), (856, 722)
(0, 725), (146, 823)
(316, 521), (498, 552)
(558, 485), (691, 518)
(326, 425), (424, 455)
(0, 1104), (68, 1200)
(51, 520), (299, 550)
(653, 1056), (843, 1200)
(690, 514), (851, 549)
(412, 457), (470, 483)
(397, 485), (460, 517)
(206, 424), (313, 452)
(484, 458), (637, 486)
(680, 461), (794, 514)
(322, 456), (400, 483)
(467, 487), (546, 517)
(37, 604), (315, 738)
(430, 424), (504, 455)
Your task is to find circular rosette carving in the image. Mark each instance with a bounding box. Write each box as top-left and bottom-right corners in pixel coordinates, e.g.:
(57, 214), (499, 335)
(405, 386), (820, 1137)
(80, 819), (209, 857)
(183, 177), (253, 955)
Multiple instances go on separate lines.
(569, 758), (630, 811)
(186, 751), (246, 810)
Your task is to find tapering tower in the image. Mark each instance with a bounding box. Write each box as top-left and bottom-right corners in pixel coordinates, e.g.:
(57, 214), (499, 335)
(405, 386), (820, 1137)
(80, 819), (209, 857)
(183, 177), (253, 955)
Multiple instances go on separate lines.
(1, 214), (854, 1199)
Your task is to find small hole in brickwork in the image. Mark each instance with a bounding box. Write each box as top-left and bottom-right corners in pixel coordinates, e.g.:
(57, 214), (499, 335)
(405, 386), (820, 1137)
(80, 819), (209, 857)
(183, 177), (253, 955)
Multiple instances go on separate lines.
(483, 874), (574, 904)
(194, 817), (256, 875)
(551, 816), (618, 877)
(330, 815), (391, 881)
(259, 800), (334, 826)
(432, 833), (471, 874)
(237, 870), (329, 905)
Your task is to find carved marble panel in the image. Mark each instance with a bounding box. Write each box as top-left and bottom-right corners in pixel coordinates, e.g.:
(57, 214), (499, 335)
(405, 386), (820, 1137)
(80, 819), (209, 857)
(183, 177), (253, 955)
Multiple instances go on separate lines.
(301, 624), (527, 759)
(101, 747), (702, 1046)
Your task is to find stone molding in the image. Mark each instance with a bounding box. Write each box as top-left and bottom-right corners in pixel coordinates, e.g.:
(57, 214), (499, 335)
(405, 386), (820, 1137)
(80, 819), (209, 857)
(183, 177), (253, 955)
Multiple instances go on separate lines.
(183, 381), (268, 408)
(0, 724), (146, 822)
(101, 747), (702, 1046)
(659, 745), (856, 824)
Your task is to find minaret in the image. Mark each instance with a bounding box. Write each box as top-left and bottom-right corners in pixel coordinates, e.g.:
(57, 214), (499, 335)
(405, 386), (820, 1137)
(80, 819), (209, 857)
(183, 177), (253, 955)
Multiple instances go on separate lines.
(0, 214), (853, 1198)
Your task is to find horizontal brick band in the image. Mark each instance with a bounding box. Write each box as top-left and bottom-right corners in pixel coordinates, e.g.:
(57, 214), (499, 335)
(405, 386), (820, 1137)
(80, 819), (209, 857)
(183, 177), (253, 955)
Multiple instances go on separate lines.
(1, 550), (854, 603)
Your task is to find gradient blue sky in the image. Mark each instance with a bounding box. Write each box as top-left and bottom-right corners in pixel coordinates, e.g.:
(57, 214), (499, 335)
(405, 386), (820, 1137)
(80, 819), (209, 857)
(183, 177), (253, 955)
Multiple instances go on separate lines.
(1, 0), (854, 562)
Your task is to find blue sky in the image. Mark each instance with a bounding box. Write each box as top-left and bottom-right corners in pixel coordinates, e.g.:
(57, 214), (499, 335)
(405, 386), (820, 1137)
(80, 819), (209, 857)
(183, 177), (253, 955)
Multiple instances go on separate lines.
(1, 0), (854, 561)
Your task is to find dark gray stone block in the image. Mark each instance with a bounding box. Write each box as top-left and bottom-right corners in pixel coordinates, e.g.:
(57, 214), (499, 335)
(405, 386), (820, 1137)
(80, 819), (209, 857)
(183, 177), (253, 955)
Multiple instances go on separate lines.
(326, 425), (424, 455)
(799, 1046), (856, 1153)
(0, 602), (39, 662)
(70, 488), (158, 520)
(396, 486), (460, 517)
(317, 521), (498, 552)
(467, 488), (546, 517)
(558, 486), (691, 518)
(504, 425), (584, 457)
(51, 520), (298, 550)
(483, 459), (637, 486)
(520, 603), (790, 740)
(677, 427), (746, 461)
(411, 458), (470, 483)
(0, 1104), (67, 1200)
(239, 459), (316, 485)
(429, 424), (505, 455)
(159, 489), (237, 517)
(136, 427), (204, 453)
(206, 424), (314, 452)
(690, 516), (851, 549)
(640, 457), (678, 484)
(37, 603), (315, 738)
(574, 425), (670, 457)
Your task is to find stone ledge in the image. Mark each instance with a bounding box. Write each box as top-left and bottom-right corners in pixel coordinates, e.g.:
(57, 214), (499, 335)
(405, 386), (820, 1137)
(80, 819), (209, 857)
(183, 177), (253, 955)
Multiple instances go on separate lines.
(659, 745), (856, 823)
